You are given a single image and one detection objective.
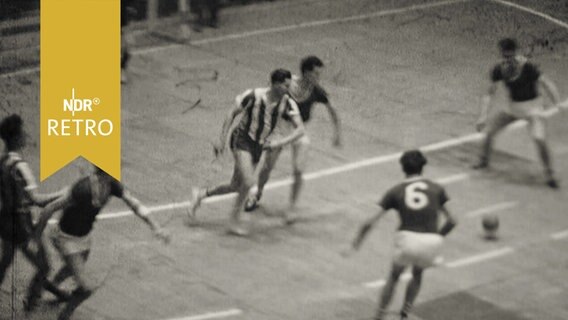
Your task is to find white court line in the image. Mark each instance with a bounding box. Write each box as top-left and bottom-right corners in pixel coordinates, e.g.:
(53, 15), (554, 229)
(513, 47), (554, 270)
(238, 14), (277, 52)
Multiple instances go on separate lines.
(364, 247), (515, 288)
(165, 309), (243, 320)
(550, 229), (568, 240)
(490, 0), (568, 30)
(444, 247), (514, 268)
(81, 170), (469, 223)
(364, 272), (412, 289)
(465, 201), (518, 219)
(0, 0), (469, 78)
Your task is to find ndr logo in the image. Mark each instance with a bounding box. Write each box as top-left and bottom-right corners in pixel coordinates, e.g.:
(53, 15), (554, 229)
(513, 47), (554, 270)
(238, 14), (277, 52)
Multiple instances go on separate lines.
(63, 88), (100, 116)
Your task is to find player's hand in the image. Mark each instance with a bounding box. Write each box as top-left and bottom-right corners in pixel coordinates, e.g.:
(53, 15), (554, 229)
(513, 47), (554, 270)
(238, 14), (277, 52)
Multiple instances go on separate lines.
(154, 228), (171, 244)
(263, 140), (277, 150)
(475, 118), (486, 132)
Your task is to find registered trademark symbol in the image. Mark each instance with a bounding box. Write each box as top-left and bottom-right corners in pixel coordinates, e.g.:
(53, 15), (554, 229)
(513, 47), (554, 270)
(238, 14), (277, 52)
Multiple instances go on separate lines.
(93, 98), (100, 105)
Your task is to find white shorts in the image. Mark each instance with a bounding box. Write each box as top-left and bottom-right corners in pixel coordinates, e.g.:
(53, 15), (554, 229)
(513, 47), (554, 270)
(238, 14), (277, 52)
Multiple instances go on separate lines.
(506, 97), (544, 118)
(51, 226), (92, 256)
(393, 231), (444, 268)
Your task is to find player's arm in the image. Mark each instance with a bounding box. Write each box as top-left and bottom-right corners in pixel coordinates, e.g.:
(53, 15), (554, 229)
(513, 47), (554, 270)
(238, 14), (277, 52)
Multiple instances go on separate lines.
(264, 98), (305, 150)
(352, 208), (387, 250)
(438, 206), (457, 236)
(34, 191), (73, 239)
(323, 102), (342, 147)
(215, 103), (244, 155)
(16, 162), (67, 207)
(538, 74), (561, 107)
(476, 82), (498, 132)
(121, 190), (170, 243)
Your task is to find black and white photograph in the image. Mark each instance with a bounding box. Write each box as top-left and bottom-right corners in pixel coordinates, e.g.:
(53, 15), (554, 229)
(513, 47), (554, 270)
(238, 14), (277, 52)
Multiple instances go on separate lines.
(1, 0), (568, 319)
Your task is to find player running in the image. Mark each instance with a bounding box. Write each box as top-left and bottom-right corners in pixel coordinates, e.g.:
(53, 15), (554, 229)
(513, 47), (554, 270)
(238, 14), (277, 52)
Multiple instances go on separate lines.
(474, 38), (562, 188)
(349, 150), (457, 320)
(187, 68), (305, 236)
(34, 166), (170, 320)
(0, 114), (69, 311)
(245, 56), (341, 221)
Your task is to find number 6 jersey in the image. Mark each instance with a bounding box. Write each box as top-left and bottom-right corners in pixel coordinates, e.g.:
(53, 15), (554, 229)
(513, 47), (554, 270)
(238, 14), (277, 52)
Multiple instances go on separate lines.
(378, 177), (449, 233)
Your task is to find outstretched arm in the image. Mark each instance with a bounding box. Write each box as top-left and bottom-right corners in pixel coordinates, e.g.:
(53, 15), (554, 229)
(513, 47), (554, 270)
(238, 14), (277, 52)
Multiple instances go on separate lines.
(215, 103), (245, 155)
(121, 190), (170, 243)
(538, 74), (560, 106)
(352, 208), (387, 250)
(34, 191), (72, 239)
(323, 102), (341, 147)
(265, 112), (305, 150)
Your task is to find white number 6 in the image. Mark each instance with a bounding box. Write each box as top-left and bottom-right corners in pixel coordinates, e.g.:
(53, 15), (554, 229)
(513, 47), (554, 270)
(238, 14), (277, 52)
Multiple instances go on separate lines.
(404, 182), (429, 210)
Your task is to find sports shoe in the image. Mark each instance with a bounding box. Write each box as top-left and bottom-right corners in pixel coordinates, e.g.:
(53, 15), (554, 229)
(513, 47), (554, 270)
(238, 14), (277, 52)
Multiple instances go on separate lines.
(244, 195), (260, 212)
(547, 178), (560, 189)
(472, 160), (489, 170)
(226, 224), (250, 237)
(57, 288), (93, 320)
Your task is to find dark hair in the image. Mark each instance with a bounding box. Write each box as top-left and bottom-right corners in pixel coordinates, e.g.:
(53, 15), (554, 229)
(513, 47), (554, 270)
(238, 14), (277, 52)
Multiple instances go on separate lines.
(0, 114), (24, 150)
(270, 68), (292, 84)
(400, 150), (427, 175)
(498, 38), (518, 52)
(300, 55), (324, 74)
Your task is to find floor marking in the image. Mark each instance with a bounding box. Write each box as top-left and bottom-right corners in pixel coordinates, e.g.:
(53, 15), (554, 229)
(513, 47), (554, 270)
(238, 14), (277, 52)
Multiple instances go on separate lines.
(164, 309), (243, 320)
(465, 201), (518, 219)
(550, 229), (568, 240)
(444, 247), (514, 268)
(0, 0), (470, 78)
(490, 0), (568, 30)
(364, 247), (515, 288)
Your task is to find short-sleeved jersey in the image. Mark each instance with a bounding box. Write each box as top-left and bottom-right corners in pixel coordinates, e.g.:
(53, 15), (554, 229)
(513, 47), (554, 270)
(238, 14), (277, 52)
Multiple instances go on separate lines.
(235, 88), (300, 144)
(288, 75), (329, 122)
(0, 152), (37, 243)
(491, 61), (541, 102)
(379, 177), (448, 233)
(59, 174), (124, 237)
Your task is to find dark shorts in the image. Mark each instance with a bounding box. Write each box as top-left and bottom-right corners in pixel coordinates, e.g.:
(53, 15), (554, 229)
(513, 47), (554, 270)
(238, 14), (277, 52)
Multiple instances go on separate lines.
(230, 130), (263, 164)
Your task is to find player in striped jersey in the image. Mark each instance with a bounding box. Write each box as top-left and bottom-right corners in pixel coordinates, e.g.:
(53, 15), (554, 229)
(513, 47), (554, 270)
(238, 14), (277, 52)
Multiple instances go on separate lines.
(245, 56), (341, 223)
(0, 115), (69, 311)
(187, 69), (305, 236)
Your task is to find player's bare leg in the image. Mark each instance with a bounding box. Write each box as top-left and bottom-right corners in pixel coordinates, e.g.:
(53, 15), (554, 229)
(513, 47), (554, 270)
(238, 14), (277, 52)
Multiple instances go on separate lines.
(227, 150), (256, 236)
(187, 162), (241, 222)
(473, 113), (514, 169)
(284, 137), (309, 224)
(57, 251), (93, 320)
(375, 263), (405, 320)
(528, 117), (559, 188)
(400, 267), (424, 319)
(245, 148), (282, 212)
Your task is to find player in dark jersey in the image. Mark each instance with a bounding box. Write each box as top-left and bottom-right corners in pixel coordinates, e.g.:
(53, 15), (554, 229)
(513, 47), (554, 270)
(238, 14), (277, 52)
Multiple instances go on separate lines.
(187, 69), (305, 236)
(245, 56), (341, 222)
(34, 166), (170, 320)
(474, 38), (562, 188)
(349, 150), (456, 320)
(0, 114), (69, 311)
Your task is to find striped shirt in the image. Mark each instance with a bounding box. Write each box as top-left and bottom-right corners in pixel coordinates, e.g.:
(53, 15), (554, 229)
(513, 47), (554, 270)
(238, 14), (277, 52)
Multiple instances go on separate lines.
(0, 152), (37, 242)
(235, 88), (300, 144)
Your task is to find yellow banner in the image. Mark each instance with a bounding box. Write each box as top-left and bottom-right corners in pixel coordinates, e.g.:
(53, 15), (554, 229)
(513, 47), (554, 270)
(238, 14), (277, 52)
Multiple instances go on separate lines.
(41, 0), (120, 181)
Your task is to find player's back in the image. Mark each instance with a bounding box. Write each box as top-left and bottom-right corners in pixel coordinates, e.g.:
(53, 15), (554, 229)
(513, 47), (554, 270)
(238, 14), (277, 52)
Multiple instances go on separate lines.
(380, 177), (448, 233)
